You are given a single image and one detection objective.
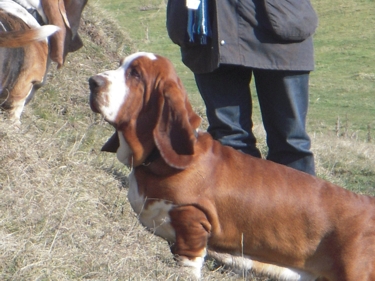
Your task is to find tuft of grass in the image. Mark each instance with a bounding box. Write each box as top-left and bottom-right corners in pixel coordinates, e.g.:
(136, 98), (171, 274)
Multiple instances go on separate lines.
(312, 136), (375, 194)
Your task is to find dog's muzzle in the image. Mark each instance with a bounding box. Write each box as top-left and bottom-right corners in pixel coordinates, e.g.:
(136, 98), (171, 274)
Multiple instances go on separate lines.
(88, 75), (108, 113)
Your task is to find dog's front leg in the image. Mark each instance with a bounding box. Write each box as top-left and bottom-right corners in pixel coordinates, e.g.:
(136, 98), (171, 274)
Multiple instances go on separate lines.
(169, 205), (211, 279)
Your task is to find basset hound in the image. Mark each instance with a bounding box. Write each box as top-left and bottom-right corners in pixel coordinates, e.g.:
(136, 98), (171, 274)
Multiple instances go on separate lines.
(0, 0), (87, 125)
(89, 52), (375, 281)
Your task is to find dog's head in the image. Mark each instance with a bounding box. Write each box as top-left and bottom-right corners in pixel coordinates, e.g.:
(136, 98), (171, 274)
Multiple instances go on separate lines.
(89, 52), (201, 169)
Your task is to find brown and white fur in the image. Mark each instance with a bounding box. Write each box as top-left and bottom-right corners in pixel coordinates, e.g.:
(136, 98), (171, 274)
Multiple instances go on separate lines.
(0, 0), (87, 125)
(89, 52), (375, 281)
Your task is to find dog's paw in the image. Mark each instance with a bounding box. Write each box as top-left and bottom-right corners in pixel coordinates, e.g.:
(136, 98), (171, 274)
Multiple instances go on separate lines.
(176, 256), (204, 280)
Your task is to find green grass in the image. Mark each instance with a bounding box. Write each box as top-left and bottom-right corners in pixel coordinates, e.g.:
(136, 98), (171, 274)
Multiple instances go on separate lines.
(310, 0), (375, 138)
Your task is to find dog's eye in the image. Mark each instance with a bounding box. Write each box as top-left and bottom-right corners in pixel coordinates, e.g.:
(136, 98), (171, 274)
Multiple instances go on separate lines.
(129, 67), (141, 79)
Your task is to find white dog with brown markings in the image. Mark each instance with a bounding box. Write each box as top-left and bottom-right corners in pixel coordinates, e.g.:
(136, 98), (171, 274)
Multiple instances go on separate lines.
(0, 0), (87, 125)
(89, 52), (375, 281)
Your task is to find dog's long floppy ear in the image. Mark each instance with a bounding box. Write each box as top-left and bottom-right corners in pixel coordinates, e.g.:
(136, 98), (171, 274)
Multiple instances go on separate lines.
(41, 0), (66, 68)
(101, 131), (120, 153)
(153, 80), (201, 169)
(42, 0), (86, 68)
(63, 0), (86, 53)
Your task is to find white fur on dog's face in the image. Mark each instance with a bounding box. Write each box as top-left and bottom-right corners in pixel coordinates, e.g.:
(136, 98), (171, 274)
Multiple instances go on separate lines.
(94, 52), (157, 124)
(92, 69), (125, 124)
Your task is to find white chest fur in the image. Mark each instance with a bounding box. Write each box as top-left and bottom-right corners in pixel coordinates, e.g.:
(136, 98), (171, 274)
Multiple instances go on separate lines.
(116, 132), (132, 165)
(127, 171), (176, 241)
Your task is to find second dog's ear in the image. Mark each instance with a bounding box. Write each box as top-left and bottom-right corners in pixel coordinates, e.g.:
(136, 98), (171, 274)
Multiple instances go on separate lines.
(41, 0), (66, 68)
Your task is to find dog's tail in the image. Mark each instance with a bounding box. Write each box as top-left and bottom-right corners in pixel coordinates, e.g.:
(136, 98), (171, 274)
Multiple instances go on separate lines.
(0, 25), (59, 48)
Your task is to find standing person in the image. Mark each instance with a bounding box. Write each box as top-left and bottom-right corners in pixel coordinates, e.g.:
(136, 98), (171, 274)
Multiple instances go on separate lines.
(166, 0), (318, 176)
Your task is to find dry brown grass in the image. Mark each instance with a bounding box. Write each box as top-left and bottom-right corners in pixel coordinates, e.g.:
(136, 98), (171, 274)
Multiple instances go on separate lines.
(1, 3), (374, 281)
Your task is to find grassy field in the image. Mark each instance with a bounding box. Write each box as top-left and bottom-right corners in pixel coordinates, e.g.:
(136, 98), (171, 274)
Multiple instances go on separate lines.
(0, 1), (375, 280)
(310, 0), (375, 139)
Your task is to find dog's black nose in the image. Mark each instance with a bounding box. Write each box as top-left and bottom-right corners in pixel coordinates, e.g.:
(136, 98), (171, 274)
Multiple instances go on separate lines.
(89, 75), (107, 93)
(89, 75), (108, 113)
